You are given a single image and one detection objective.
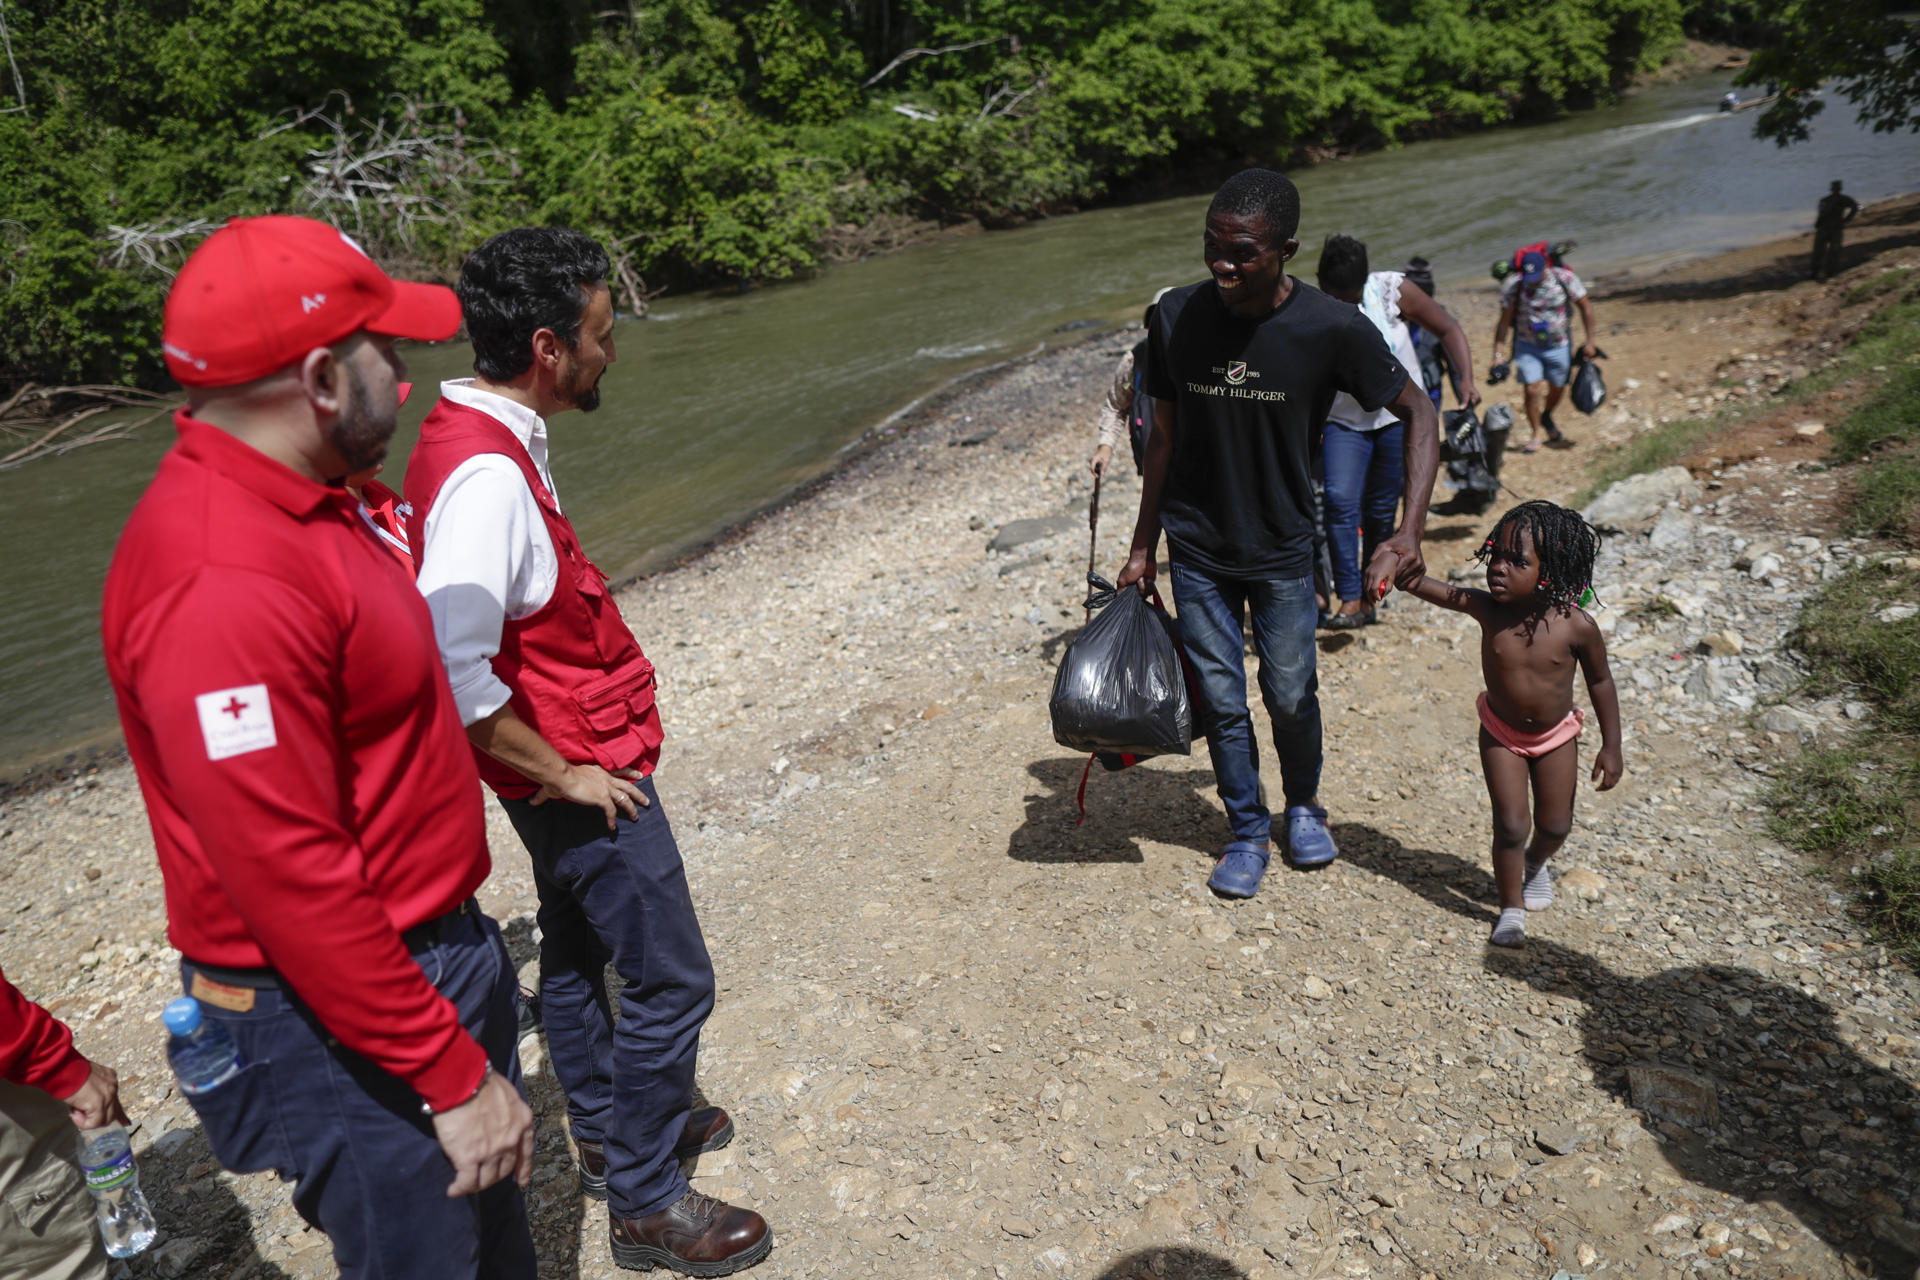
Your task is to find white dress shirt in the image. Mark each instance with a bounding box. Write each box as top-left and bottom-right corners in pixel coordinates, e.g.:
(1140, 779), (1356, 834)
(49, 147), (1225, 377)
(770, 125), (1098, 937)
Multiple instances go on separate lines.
(413, 380), (561, 726)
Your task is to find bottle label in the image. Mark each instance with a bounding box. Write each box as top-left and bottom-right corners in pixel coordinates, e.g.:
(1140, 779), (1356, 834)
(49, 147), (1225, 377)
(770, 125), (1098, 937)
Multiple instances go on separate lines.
(84, 1149), (135, 1192)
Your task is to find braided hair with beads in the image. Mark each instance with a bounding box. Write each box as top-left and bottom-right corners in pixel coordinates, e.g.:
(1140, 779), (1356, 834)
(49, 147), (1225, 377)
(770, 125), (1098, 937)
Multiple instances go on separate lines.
(1474, 500), (1602, 611)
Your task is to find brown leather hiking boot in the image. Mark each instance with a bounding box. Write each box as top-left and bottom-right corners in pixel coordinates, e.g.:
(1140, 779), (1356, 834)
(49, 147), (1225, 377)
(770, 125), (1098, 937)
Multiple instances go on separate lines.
(576, 1107), (738, 1200)
(610, 1190), (772, 1275)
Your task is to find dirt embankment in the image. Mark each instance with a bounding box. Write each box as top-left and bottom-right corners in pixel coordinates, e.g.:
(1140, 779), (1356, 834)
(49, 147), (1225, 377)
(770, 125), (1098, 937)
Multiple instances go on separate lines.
(3, 202), (1919, 1280)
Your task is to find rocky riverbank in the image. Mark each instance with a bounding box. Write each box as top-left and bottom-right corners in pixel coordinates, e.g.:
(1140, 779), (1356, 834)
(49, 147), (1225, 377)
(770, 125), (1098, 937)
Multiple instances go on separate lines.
(3, 205), (1918, 1280)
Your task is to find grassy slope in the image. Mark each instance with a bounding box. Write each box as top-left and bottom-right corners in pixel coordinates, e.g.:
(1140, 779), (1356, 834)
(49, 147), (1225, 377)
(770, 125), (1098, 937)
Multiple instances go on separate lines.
(1584, 265), (1920, 962)
(1766, 277), (1920, 964)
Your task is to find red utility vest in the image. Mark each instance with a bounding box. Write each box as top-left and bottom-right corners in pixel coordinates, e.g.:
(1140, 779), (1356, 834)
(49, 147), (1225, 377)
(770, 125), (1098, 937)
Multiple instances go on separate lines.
(404, 399), (663, 799)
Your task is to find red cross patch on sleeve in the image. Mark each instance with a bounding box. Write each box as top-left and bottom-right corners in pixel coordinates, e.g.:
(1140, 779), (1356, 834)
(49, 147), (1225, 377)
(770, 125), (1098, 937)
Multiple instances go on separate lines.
(194, 684), (277, 760)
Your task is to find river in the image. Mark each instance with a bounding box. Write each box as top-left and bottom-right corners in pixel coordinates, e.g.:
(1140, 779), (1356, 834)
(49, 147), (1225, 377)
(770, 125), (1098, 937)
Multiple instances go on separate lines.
(3, 70), (1916, 776)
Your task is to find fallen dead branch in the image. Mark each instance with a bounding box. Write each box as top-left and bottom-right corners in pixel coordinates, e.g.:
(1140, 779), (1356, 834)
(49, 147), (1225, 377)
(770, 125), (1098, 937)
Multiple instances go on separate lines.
(0, 384), (180, 469)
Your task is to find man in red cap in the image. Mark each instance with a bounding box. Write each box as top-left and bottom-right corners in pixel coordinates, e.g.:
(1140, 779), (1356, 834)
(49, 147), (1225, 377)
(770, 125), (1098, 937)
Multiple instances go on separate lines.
(1, 964), (127, 1280)
(101, 216), (537, 1280)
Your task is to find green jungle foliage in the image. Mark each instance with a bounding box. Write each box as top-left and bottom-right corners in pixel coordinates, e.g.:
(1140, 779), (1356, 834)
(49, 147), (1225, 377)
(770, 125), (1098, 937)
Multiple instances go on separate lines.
(0, 0), (1899, 388)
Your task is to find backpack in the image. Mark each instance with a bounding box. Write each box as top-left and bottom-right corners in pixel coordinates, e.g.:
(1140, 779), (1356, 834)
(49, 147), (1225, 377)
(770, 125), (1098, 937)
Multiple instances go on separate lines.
(1126, 338), (1155, 474)
(1511, 240), (1552, 271)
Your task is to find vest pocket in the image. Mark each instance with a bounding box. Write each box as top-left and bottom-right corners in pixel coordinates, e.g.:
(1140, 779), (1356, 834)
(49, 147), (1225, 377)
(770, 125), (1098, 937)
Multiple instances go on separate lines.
(571, 655), (657, 743)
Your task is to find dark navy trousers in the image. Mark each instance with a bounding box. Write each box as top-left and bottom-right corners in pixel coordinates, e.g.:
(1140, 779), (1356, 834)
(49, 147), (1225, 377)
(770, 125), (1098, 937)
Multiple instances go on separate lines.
(180, 905), (535, 1280)
(502, 775), (715, 1219)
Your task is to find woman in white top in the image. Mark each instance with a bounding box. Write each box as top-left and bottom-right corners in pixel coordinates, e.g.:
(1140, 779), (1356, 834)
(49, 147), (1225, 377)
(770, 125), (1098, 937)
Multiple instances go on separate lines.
(1315, 236), (1480, 627)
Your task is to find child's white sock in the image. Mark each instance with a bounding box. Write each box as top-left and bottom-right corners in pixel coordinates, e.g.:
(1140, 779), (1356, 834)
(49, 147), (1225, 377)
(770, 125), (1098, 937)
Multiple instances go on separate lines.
(1490, 907), (1527, 948)
(1523, 859), (1554, 911)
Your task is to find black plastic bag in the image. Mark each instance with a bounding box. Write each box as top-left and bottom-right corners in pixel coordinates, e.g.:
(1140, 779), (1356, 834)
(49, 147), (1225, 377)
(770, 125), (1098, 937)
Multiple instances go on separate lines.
(1440, 407), (1484, 463)
(1571, 349), (1607, 414)
(1479, 402), (1512, 481)
(1443, 404), (1511, 508)
(1050, 575), (1193, 759)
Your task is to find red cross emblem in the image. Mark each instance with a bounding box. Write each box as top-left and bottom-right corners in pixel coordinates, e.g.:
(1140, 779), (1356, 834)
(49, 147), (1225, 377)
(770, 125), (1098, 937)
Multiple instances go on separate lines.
(221, 696), (249, 720)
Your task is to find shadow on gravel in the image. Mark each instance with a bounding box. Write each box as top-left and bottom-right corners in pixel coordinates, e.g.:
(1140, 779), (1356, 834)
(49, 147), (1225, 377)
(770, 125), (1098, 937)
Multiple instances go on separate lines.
(1092, 1246), (1248, 1280)
(1008, 757), (1221, 864)
(500, 913), (539, 972)
(521, 1041), (586, 1280)
(1038, 627), (1079, 667)
(133, 1129), (295, 1279)
(1338, 822), (1920, 1279)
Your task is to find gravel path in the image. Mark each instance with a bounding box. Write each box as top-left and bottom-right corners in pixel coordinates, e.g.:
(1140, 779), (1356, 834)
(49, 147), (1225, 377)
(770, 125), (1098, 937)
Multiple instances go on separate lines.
(3, 239), (1917, 1280)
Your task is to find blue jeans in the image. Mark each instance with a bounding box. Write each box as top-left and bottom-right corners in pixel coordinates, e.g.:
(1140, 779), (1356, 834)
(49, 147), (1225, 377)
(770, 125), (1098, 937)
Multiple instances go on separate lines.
(1168, 562), (1323, 843)
(501, 776), (715, 1219)
(180, 905), (535, 1280)
(1322, 421), (1404, 602)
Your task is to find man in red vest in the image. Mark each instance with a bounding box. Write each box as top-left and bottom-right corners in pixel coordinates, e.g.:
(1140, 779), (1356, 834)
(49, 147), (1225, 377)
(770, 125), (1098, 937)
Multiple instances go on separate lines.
(406, 227), (771, 1276)
(102, 216), (536, 1280)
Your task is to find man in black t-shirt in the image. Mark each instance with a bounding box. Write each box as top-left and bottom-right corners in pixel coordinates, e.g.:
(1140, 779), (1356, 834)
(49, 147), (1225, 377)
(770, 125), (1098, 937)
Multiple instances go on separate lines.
(1117, 168), (1440, 900)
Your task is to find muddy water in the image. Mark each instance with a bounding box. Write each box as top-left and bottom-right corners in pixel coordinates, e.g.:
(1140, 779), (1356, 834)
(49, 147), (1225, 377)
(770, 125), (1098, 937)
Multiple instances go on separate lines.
(3, 71), (1914, 774)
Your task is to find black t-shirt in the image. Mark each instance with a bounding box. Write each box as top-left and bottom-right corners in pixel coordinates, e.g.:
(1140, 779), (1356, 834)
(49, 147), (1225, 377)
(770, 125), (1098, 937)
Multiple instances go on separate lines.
(1816, 192), (1858, 230)
(1143, 277), (1408, 577)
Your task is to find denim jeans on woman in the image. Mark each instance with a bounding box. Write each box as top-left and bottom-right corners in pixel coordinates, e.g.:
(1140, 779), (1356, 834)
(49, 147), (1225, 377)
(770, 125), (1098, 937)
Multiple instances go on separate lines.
(1168, 561), (1323, 844)
(1322, 420), (1404, 604)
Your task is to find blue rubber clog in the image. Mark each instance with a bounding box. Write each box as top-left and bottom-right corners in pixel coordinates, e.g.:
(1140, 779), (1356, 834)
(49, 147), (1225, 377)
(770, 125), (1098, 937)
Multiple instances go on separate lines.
(1284, 805), (1338, 868)
(1208, 839), (1272, 899)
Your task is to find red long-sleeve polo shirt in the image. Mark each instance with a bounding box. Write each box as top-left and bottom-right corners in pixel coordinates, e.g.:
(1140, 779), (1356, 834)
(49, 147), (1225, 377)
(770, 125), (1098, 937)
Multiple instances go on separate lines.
(102, 413), (491, 1112)
(0, 965), (90, 1098)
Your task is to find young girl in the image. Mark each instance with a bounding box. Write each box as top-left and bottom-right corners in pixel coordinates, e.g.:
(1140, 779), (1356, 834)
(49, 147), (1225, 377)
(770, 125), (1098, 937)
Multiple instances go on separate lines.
(1403, 501), (1623, 946)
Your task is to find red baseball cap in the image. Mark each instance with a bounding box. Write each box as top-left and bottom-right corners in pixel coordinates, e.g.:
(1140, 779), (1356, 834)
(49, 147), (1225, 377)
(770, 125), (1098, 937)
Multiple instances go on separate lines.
(162, 216), (461, 387)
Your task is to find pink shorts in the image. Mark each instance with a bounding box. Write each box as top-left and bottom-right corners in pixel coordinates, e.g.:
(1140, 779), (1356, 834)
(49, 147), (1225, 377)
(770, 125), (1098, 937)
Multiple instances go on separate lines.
(1478, 692), (1584, 758)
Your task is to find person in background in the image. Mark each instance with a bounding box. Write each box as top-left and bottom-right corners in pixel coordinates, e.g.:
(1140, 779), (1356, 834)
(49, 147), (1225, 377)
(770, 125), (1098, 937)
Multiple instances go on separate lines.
(1315, 236), (1479, 629)
(1089, 288), (1172, 478)
(344, 382), (415, 568)
(1117, 169), (1439, 900)
(1, 965), (127, 1280)
(1490, 250), (1596, 453)
(101, 215), (536, 1280)
(407, 227), (769, 1276)
(1810, 180), (1860, 281)
(1401, 257), (1449, 410)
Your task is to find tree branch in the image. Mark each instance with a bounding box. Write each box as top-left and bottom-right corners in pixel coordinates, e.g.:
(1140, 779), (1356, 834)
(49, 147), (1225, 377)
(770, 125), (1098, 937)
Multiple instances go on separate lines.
(0, 0), (27, 115)
(863, 36), (1002, 89)
(0, 406), (108, 468)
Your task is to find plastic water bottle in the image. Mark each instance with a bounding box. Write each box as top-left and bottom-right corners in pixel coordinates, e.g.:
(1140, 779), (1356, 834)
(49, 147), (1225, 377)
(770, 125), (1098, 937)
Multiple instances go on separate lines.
(76, 1125), (157, 1258)
(164, 997), (241, 1094)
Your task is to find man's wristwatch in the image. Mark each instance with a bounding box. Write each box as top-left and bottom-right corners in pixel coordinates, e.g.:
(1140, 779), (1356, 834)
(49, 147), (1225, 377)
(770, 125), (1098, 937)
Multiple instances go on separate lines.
(421, 1061), (493, 1117)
